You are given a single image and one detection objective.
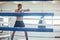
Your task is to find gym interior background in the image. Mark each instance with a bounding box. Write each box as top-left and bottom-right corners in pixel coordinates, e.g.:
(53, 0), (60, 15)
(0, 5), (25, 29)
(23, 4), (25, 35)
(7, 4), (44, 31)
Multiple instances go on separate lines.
(0, 1), (60, 40)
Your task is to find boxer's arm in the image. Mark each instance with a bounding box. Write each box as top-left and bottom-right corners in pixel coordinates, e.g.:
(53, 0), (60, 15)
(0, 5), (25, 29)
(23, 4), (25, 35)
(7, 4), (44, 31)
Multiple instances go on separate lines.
(15, 10), (18, 12)
(22, 9), (30, 12)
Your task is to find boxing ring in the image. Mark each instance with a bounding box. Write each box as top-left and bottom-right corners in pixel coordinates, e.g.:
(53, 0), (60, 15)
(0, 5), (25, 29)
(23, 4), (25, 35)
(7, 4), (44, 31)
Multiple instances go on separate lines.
(0, 12), (60, 40)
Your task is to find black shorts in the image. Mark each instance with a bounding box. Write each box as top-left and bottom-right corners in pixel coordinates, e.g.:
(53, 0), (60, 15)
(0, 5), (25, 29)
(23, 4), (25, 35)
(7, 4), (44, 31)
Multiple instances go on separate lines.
(14, 21), (25, 27)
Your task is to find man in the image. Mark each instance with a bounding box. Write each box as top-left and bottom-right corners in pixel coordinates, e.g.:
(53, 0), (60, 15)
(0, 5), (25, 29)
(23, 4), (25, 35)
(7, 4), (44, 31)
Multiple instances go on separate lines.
(11, 4), (30, 40)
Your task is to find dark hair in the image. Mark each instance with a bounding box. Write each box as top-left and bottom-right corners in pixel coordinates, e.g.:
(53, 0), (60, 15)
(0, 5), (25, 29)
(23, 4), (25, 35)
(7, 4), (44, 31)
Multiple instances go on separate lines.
(18, 4), (22, 6)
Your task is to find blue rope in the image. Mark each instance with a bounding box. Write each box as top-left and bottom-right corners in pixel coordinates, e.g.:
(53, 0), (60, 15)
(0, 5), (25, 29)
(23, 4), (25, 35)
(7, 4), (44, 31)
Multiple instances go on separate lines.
(0, 12), (54, 16)
(0, 27), (53, 32)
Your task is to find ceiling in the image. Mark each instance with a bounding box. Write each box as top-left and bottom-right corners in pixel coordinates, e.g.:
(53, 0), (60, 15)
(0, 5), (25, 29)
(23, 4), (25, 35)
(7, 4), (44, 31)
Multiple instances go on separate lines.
(0, 1), (60, 4)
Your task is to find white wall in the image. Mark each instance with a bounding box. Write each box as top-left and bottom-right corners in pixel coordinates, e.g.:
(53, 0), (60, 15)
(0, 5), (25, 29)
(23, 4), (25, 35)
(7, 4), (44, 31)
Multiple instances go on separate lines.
(0, 2), (17, 12)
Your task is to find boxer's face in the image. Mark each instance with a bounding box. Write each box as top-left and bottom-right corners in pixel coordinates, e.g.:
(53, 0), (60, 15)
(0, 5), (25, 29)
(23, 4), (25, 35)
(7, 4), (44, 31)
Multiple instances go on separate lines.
(18, 5), (22, 9)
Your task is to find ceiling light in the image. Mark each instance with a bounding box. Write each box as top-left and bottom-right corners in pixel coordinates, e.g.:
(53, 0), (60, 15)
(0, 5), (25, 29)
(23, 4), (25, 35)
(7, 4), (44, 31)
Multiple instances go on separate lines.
(52, 1), (56, 3)
(32, 1), (37, 4)
(13, 1), (22, 4)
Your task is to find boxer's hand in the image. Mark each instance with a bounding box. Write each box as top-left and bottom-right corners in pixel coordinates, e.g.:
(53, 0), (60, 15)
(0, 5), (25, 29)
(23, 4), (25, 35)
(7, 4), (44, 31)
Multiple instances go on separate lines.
(26, 9), (30, 11)
(23, 9), (30, 11)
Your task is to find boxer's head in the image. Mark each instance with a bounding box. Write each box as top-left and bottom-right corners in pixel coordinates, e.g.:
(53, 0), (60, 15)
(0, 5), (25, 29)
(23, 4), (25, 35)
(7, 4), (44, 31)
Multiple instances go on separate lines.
(17, 4), (22, 10)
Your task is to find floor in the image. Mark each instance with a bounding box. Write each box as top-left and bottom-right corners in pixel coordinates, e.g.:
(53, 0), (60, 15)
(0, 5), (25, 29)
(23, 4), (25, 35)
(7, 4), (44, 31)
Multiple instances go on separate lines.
(0, 31), (60, 40)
